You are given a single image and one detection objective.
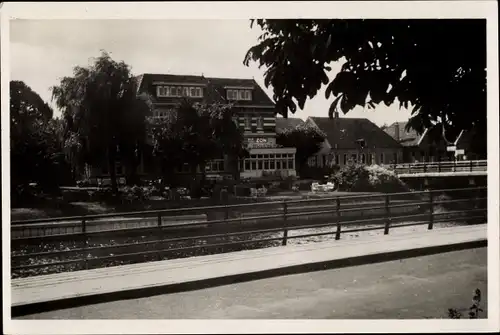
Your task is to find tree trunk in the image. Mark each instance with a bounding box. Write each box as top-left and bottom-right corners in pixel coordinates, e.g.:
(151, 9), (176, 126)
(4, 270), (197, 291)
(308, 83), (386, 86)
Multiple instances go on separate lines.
(227, 154), (239, 181)
(108, 147), (118, 194)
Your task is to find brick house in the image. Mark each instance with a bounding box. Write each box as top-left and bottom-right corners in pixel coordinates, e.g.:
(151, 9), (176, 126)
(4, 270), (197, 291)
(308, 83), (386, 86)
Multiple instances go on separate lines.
(305, 113), (403, 168)
(383, 121), (455, 163)
(105, 73), (297, 181)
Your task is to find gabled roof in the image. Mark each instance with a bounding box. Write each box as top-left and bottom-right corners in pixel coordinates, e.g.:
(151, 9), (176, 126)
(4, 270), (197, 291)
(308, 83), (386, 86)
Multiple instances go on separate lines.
(383, 121), (422, 147)
(136, 73), (275, 107)
(308, 116), (403, 150)
(275, 117), (305, 132)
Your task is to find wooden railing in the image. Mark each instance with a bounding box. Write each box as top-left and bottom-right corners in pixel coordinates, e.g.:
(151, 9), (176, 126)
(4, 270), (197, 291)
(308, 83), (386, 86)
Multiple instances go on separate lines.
(10, 187), (487, 278)
(383, 160), (487, 175)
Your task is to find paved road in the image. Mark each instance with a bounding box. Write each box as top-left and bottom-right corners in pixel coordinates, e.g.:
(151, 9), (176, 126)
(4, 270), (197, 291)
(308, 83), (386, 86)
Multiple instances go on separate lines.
(18, 248), (487, 319)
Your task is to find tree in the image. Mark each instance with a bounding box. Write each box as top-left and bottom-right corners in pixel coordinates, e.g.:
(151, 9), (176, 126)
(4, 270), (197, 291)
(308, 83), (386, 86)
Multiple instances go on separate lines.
(10, 81), (69, 203)
(151, 99), (246, 187)
(276, 123), (326, 173)
(244, 19), (486, 156)
(51, 51), (153, 193)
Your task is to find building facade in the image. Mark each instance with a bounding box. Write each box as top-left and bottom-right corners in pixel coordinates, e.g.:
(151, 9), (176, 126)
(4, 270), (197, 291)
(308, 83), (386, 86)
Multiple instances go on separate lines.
(305, 113), (404, 168)
(383, 121), (455, 163)
(135, 73), (296, 180)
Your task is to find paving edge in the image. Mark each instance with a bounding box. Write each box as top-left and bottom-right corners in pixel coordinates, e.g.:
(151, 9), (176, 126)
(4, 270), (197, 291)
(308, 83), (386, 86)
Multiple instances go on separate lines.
(11, 238), (487, 317)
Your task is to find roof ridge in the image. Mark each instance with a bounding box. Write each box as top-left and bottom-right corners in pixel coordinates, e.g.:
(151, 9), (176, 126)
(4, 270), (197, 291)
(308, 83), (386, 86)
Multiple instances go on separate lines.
(140, 73), (256, 82)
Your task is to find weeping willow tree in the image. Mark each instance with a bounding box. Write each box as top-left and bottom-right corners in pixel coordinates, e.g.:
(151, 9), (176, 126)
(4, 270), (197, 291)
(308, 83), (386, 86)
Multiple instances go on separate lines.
(51, 51), (153, 193)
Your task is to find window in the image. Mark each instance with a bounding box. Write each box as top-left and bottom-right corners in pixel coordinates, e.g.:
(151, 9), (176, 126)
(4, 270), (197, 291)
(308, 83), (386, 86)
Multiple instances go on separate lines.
(270, 161), (275, 169)
(264, 161), (269, 169)
(343, 154), (347, 165)
(258, 161), (263, 170)
(226, 89), (252, 101)
(157, 85), (204, 98)
(380, 153), (385, 164)
(251, 161), (256, 170)
(276, 161), (281, 170)
(335, 154), (339, 165)
(288, 159), (294, 169)
(256, 116), (264, 131)
(245, 160), (250, 171)
(420, 150), (426, 162)
(244, 115), (251, 130)
(157, 86), (167, 97)
(227, 89), (236, 100)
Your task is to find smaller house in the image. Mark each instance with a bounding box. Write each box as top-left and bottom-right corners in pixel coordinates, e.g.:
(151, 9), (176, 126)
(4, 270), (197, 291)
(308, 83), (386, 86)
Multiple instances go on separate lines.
(305, 113), (403, 168)
(383, 121), (456, 163)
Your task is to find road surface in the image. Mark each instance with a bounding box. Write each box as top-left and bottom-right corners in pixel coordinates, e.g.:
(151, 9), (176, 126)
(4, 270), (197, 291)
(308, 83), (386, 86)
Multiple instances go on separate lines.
(17, 247), (487, 319)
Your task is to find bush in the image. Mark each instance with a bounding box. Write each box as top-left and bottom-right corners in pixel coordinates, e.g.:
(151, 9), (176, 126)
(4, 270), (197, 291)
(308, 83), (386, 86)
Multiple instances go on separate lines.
(120, 185), (153, 203)
(333, 164), (410, 193)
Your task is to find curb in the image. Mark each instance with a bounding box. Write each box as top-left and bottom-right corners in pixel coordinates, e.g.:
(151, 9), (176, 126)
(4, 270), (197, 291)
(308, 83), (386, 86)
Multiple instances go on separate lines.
(11, 238), (487, 317)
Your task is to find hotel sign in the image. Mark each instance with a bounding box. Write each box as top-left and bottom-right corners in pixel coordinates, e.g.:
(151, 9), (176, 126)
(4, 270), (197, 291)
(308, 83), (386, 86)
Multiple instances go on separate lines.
(248, 138), (268, 144)
(247, 137), (275, 148)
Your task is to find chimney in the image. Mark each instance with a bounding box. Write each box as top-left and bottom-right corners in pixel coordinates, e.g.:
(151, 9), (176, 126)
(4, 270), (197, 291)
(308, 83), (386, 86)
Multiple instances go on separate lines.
(394, 122), (400, 141)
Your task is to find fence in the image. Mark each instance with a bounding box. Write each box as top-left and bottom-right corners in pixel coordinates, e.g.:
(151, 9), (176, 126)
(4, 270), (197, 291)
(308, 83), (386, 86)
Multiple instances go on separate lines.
(11, 187), (487, 278)
(384, 160), (487, 175)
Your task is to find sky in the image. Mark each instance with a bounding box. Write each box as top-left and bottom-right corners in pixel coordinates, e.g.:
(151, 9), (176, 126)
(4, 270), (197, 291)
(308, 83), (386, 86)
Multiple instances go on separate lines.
(10, 19), (412, 126)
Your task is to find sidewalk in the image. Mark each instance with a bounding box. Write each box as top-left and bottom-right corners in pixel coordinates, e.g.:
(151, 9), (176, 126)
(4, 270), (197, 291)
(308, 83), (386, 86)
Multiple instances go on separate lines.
(11, 224), (487, 316)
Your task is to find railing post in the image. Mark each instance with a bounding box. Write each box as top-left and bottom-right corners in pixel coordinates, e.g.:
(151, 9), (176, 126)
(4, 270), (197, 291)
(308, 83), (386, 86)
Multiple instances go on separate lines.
(438, 160), (441, 173)
(453, 159), (456, 172)
(408, 164), (411, 174)
(470, 159), (473, 172)
(384, 195), (391, 235)
(423, 162), (427, 173)
(224, 205), (229, 221)
(335, 197), (341, 240)
(82, 217), (88, 269)
(428, 191), (434, 230)
(156, 212), (162, 261)
(282, 200), (288, 246)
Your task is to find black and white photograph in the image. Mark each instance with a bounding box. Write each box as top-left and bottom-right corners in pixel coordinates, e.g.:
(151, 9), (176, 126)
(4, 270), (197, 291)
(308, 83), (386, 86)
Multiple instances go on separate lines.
(1, 1), (499, 334)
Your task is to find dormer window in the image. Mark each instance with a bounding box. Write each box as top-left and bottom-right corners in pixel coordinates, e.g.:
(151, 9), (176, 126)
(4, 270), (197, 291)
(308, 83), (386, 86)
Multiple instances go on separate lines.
(156, 85), (203, 98)
(226, 88), (252, 101)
